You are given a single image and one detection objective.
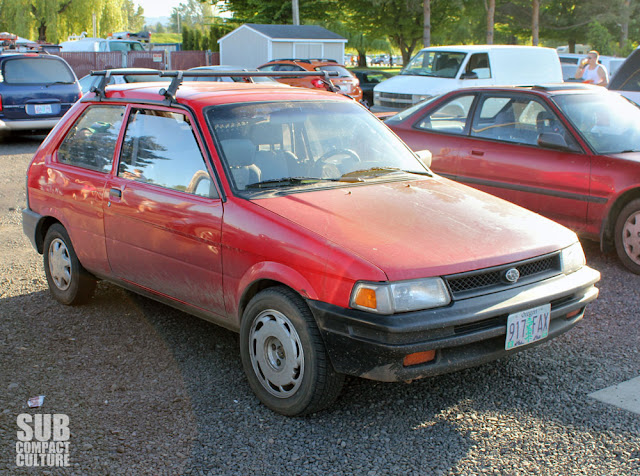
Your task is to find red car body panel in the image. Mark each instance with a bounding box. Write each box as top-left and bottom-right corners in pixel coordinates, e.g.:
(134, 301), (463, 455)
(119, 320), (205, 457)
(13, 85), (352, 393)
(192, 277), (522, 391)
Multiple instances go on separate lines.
(387, 87), (640, 245)
(255, 178), (576, 281)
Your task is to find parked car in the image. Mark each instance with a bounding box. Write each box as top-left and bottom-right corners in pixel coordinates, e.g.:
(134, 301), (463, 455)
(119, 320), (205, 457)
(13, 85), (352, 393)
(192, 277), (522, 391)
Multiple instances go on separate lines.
(59, 38), (144, 52)
(0, 52), (81, 132)
(608, 47), (640, 106)
(78, 68), (164, 94)
(373, 45), (563, 112)
(257, 58), (363, 102)
(386, 84), (640, 273)
(110, 31), (151, 43)
(23, 71), (599, 415)
(353, 70), (392, 107)
(184, 65), (278, 83)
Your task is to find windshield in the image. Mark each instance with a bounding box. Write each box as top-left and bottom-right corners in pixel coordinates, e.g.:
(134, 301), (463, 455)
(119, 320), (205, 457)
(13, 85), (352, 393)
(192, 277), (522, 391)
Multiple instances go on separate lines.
(401, 51), (466, 79)
(553, 92), (640, 154)
(206, 100), (428, 193)
(3, 58), (75, 84)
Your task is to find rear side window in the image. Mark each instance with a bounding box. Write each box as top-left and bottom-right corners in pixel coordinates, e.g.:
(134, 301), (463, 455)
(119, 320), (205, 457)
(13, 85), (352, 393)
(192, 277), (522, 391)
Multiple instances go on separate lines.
(57, 106), (125, 173)
(317, 65), (352, 77)
(2, 58), (75, 84)
(118, 108), (216, 198)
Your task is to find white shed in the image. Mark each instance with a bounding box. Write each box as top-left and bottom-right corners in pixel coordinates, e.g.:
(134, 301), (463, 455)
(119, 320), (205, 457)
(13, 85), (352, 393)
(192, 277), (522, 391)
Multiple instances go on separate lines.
(218, 24), (347, 68)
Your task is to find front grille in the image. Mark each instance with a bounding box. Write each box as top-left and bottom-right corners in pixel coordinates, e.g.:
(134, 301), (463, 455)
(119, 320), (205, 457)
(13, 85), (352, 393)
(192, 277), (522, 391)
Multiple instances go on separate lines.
(445, 253), (562, 299)
(379, 92), (413, 100)
(376, 92), (413, 110)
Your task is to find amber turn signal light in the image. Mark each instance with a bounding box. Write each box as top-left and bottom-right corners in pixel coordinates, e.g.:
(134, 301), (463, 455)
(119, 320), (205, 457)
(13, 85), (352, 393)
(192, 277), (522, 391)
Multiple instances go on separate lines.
(403, 350), (436, 367)
(353, 287), (377, 310)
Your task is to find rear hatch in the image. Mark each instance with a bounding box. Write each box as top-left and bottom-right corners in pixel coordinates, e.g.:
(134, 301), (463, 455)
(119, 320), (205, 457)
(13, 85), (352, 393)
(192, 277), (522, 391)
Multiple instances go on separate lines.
(0, 55), (80, 121)
(317, 65), (360, 95)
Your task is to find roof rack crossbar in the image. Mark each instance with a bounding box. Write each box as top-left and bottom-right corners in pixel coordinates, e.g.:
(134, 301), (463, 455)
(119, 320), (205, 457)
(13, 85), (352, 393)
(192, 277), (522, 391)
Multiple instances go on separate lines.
(86, 69), (340, 102)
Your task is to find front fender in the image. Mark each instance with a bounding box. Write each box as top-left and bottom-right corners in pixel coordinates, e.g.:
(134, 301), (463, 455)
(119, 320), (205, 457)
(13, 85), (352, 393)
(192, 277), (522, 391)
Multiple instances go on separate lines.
(232, 261), (320, 319)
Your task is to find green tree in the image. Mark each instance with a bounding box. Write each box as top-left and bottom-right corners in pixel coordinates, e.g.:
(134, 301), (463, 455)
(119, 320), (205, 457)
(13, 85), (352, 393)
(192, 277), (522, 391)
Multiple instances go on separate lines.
(220, 0), (339, 24)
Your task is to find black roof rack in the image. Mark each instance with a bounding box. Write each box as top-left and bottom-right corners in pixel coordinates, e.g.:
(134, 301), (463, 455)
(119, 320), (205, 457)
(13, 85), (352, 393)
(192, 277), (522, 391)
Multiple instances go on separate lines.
(271, 58), (339, 64)
(87, 69), (341, 105)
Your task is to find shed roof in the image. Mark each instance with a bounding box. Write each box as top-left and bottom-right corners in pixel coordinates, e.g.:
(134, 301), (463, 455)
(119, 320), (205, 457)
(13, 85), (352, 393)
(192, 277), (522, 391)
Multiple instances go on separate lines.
(222, 24), (346, 42)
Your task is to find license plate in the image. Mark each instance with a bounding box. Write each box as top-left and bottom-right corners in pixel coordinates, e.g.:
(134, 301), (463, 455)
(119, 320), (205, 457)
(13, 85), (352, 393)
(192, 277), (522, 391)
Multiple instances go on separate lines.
(34, 104), (52, 114)
(505, 304), (550, 350)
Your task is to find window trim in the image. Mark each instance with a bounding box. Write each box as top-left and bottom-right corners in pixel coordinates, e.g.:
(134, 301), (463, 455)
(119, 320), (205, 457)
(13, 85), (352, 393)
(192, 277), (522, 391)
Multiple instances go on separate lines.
(115, 104), (222, 200)
(411, 92), (479, 137)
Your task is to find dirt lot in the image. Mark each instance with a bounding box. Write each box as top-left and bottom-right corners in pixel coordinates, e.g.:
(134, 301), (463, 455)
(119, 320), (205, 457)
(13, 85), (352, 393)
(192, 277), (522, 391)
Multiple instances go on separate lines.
(1, 133), (639, 475)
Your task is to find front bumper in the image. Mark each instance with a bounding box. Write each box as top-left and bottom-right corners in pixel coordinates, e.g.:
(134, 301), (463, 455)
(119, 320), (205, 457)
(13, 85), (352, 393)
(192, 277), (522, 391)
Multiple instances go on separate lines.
(308, 266), (600, 382)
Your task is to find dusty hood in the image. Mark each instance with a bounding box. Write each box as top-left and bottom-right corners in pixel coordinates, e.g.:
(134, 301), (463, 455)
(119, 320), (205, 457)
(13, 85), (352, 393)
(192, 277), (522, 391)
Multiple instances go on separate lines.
(254, 176), (578, 281)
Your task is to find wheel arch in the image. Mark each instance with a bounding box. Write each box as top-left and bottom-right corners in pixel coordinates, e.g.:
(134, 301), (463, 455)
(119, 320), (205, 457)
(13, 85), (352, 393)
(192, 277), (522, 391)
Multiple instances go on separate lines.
(35, 216), (63, 254)
(234, 262), (320, 324)
(601, 188), (640, 253)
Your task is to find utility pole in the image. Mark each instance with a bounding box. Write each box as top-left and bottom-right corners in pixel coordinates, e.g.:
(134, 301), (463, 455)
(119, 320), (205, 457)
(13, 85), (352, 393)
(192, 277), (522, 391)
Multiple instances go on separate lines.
(292, 0), (300, 25)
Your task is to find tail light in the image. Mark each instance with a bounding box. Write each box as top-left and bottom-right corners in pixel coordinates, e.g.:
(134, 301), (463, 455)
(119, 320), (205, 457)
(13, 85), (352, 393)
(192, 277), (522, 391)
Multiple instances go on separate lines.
(0, 94), (3, 112)
(311, 78), (326, 89)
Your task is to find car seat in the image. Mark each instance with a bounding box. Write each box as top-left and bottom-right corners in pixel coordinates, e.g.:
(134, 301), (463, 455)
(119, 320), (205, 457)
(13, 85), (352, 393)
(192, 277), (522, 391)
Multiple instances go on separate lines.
(220, 139), (261, 189)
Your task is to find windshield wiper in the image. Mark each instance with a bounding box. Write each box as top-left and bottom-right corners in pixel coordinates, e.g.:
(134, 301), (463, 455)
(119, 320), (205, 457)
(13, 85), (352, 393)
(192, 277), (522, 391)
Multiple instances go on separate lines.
(245, 177), (332, 189)
(340, 167), (432, 179)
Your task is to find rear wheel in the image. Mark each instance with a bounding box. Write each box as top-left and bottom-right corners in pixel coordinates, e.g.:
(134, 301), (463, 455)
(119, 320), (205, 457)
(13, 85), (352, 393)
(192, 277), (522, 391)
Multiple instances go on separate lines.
(43, 224), (96, 305)
(614, 199), (640, 274)
(239, 287), (344, 416)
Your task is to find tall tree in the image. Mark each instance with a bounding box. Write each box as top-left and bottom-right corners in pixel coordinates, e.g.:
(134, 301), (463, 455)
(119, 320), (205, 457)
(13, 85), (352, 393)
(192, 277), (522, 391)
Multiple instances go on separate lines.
(485, 0), (495, 44)
(532, 0), (539, 45)
(423, 0), (431, 48)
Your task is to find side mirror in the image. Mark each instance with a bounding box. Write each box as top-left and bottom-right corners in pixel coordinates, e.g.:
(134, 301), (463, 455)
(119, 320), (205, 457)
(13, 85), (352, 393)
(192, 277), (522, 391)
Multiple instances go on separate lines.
(415, 149), (432, 168)
(460, 71), (479, 80)
(537, 132), (571, 151)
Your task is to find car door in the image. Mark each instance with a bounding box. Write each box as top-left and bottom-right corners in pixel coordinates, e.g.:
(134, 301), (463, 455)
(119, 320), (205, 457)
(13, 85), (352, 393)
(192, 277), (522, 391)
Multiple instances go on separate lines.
(392, 93), (477, 176)
(51, 104), (126, 275)
(103, 106), (225, 316)
(460, 93), (591, 232)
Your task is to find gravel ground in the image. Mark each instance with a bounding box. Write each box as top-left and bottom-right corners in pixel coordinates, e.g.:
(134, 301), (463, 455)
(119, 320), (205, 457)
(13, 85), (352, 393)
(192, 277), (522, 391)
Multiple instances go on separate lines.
(1, 133), (639, 475)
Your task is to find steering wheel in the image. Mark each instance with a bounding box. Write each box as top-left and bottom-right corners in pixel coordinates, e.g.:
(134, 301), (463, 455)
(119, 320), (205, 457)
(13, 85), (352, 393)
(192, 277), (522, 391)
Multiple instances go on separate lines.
(314, 148), (361, 177)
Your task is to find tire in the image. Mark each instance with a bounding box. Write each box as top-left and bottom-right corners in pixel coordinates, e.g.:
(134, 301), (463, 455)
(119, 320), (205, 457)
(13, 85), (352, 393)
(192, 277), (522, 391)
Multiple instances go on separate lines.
(239, 287), (345, 416)
(614, 198), (640, 274)
(43, 224), (96, 305)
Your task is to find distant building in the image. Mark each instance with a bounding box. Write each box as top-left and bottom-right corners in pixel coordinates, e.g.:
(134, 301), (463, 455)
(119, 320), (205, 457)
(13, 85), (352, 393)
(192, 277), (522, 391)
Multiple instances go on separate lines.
(218, 24), (347, 68)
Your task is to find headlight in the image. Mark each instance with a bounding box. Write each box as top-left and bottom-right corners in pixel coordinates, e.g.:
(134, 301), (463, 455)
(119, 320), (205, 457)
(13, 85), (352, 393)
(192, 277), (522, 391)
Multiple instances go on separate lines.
(373, 91), (381, 99)
(350, 278), (451, 314)
(412, 94), (433, 104)
(560, 242), (585, 274)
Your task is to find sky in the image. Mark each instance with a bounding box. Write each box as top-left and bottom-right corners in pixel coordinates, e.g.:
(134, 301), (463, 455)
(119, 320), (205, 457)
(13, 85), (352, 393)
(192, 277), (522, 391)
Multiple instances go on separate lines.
(134, 0), (182, 19)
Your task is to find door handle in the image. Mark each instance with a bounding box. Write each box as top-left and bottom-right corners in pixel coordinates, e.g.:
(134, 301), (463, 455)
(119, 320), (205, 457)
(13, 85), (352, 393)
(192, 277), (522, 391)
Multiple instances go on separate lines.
(109, 188), (122, 199)
(471, 150), (485, 157)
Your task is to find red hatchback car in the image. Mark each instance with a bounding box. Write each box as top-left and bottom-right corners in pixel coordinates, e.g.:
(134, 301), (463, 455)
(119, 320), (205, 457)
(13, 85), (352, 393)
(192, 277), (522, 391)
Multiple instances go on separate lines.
(22, 72), (599, 415)
(387, 84), (640, 274)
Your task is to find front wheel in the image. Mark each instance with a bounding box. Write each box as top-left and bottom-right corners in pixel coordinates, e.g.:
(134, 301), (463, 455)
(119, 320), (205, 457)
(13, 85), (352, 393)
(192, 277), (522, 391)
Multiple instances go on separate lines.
(43, 223), (96, 305)
(239, 287), (344, 416)
(614, 199), (640, 274)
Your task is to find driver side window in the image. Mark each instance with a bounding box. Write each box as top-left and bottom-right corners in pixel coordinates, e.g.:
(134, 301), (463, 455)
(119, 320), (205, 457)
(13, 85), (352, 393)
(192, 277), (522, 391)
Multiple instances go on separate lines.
(416, 94), (475, 135)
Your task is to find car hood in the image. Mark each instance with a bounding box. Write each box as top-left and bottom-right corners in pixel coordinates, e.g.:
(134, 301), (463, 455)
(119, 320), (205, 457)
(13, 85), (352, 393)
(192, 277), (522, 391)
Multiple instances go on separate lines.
(254, 176), (578, 281)
(373, 75), (464, 97)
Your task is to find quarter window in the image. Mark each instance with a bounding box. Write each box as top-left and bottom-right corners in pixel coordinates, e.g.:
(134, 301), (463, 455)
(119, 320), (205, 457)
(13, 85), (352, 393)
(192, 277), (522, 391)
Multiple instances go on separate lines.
(57, 106), (125, 173)
(415, 94), (475, 134)
(119, 109), (216, 198)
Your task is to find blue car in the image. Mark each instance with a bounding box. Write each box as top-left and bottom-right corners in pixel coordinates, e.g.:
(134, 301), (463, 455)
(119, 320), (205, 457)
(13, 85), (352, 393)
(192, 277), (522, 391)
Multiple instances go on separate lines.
(0, 52), (81, 132)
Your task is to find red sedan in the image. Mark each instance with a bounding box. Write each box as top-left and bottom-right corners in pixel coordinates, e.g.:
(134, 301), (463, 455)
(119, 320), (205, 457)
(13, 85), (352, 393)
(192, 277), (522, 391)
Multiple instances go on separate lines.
(387, 84), (640, 274)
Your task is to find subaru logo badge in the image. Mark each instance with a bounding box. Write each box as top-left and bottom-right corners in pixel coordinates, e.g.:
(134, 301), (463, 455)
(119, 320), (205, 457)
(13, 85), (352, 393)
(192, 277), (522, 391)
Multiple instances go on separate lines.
(504, 268), (520, 283)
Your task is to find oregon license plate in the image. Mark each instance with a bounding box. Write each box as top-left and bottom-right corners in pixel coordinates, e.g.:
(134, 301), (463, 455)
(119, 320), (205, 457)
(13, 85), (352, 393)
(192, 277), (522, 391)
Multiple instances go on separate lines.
(505, 304), (550, 350)
(34, 104), (53, 114)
